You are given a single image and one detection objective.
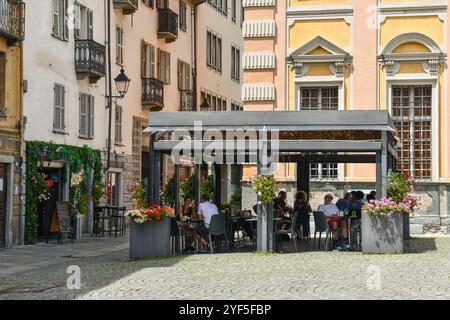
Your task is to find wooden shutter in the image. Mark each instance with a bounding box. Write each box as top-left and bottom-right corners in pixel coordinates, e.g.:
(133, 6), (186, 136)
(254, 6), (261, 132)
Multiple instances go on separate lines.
(186, 63), (191, 90)
(165, 51), (170, 84)
(218, 37), (222, 72)
(141, 40), (147, 78)
(236, 48), (240, 80)
(52, 0), (59, 36)
(177, 60), (182, 90)
(64, 0), (69, 40)
(231, 46), (235, 80)
(89, 95), (95, 138)
(74, 1), (81, 39)
(150, 44), (155, 78)
(87, 9), (94, 40)
(157, 48), (162, 81)
(79, 93), (88, 137)
(206, 31), (211, 67)
(53, 84), (61, 130)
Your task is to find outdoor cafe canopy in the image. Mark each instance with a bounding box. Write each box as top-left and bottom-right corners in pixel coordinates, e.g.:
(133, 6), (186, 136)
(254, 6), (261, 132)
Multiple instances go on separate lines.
(144, 110), (398, 206)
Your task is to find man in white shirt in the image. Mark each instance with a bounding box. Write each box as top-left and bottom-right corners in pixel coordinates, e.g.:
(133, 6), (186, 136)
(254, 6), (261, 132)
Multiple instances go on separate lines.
(317, 194), (348, 250)
(196, 194), (219, 245)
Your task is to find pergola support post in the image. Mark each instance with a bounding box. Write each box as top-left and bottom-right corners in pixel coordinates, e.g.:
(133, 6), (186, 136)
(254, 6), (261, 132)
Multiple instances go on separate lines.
(297, 161), (310, 198)
(256, 140), (274, 253)
(174, 164), (180, 218)
(376, 131), (388, 198)
(194, 164), (201, 210)
(214, 164), (222, 206)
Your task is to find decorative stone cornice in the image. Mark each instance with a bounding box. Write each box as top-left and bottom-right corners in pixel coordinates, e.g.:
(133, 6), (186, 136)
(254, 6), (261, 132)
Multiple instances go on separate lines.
(243, 0), (275, 7)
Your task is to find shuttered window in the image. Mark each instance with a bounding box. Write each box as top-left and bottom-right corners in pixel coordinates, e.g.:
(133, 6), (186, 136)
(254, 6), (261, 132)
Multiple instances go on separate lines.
(79, 93), (94, 138)
(157, 49), (170, 84)
(53, 84), (65, 132)
(115, 105), (123, 144)
(116, 26), (124, 65)
(52, 0), (69, 40)
(231, 45), (240, 81)
(207, 30), (222, 72)
(179, 1), (187, 31)
(141, 41), (156, 78)
(178, 60), (191, 91)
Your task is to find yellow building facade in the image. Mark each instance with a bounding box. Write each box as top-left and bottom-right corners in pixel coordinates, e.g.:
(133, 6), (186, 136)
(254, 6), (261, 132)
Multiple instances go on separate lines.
(0, 0), (25, 247)
(243, 0), (450, 232)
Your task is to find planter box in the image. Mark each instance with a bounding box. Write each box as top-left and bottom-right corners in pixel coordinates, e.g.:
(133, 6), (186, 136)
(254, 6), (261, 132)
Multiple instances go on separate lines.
(403, 213), (410, 240)
(361, 212), (404, 254)
(73, 215), (82, 240)
(129, 219), (171, 260)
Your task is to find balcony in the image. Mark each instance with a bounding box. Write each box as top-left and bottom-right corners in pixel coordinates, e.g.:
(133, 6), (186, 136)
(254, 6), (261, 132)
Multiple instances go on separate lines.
(75, 39), (106, 83)
(142, 78), (164, 110)
(180, 90), (194, 111)
(113, 0), (138, 15)
(0, 0), (25, 45)
(158, 8), (178, 43)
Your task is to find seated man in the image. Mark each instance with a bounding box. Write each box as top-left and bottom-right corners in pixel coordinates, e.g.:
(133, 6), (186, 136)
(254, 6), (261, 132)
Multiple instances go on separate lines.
(195, 194), (219, 246)
(273, 191), (294, 218)
(336, 192), (352, 212)
(317, 193), (349, 250)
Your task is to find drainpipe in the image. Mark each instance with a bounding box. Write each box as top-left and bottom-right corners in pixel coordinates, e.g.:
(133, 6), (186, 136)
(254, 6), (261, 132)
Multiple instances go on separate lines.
(105, 0), (113, 172)
(19, 40), (25, 246)
(192, 5), (198, 111)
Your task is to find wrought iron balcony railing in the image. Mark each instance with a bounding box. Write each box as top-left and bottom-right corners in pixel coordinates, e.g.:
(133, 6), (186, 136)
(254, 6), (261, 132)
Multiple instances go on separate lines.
(180, 90), (194, 111)
(113, 0), (138, 15)
(0, 0), (25, 44)
(158, 8), (178, 43)
(142, 78), (164, 110)
(75, 39), (106, 83)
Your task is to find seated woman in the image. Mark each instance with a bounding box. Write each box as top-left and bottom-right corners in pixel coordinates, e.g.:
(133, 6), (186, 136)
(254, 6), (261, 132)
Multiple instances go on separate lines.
(293, 190), (312, 239)
(273, 191), (294, 218)
(179, 197), (196, 252)
(180, 196), (195, 221)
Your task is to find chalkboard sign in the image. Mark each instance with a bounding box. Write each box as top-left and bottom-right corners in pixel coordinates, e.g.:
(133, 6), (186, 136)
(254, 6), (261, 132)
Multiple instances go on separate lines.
(48, 201), (73, 244)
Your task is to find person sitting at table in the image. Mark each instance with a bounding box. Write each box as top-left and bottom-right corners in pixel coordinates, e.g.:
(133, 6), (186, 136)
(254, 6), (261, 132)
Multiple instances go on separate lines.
(274, 191), (294, 218)
(180, 196), (195, 221)
(317, 193), (348, 251)
(195, 194), (219, 246)
(293, 190), (312, 239)
(349, 191), (365, 219)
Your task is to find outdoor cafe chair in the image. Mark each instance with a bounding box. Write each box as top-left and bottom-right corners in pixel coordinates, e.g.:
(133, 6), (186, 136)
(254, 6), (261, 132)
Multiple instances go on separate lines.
(312, 211), (333, 251)
(275, 211), (300, 253)
(208, 214), (231, 254)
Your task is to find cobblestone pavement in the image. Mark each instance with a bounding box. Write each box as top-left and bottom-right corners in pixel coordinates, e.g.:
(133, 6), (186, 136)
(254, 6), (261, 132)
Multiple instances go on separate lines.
(1, 236), (450, 300)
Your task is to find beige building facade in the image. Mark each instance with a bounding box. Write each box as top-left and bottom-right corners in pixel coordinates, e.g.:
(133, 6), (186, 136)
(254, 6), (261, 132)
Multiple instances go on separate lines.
(243, 0), (450, 232)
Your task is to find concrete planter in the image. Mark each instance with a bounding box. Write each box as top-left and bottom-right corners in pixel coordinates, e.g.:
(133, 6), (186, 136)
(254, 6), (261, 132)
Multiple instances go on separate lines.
(257, 203), (274, 252)
(129, 219), (171, 260)
(361, 212), (404, 254)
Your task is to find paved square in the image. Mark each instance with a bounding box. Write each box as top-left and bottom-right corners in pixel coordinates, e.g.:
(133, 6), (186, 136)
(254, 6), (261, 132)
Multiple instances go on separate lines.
(1, 236), (450, 300)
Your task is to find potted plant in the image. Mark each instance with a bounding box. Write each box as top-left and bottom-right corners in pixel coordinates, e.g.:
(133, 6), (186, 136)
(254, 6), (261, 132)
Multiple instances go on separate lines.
(251, 174), (279, 252)
(126, 180), (175, 259)
(361, 171), (419, 254)
(230, 186), (242, 211)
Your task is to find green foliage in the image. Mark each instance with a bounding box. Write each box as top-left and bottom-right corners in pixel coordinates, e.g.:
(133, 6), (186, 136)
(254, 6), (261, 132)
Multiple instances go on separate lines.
(200, 175), (215, 202)
(251, 174), (279, 203)
(128, 180), (149, 209)
(181, 177), (194, 199)
(161, 178), (176, 208)
(387, 171), (413, 203)
(230, 186), (242, 205)
(220, 202), (233, 210)
(25, 141), (103, 244)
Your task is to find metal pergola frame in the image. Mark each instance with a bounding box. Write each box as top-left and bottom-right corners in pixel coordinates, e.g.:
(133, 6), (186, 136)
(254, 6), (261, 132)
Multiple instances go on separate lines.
(144, 110), (399, 252)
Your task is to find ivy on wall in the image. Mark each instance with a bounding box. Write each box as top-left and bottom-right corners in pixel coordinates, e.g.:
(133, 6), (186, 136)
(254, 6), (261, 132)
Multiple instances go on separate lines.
(25, 141), (104, 244)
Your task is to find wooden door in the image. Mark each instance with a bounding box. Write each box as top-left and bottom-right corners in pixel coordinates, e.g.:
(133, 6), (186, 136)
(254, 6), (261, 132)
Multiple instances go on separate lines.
(0, 164), (7, 247)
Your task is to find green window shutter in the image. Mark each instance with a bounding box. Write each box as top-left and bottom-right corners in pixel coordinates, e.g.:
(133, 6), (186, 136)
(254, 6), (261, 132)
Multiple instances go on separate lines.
(79, 93), (87, 137)
(89, 95), (95, 138)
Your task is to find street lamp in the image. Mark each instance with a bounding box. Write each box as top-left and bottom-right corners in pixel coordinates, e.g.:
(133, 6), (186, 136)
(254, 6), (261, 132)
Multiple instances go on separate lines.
(114, 68), (131, 99)
(200, 98), (210, 111)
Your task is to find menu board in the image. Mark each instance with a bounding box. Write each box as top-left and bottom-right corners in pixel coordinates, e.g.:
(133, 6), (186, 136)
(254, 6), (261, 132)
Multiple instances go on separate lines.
(50, 201), (72, 233)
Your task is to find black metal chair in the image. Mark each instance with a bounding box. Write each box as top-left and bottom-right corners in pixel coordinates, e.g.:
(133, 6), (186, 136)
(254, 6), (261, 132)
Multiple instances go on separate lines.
(170, 218), (182, 254)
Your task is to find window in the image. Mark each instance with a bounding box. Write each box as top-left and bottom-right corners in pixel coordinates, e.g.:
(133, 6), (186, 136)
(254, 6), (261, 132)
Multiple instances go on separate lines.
(157, 0), (168, 9)
(116, 26), (124, 65)
(207, 30), (222, 72)
(232, 0), (236, 22)
(143, 0), (155, 8)
(141, 41), (156, 78)
(75, 5), (93, 40)
(79, 93), (94, 138)
(52, 0), (69, 40)
(392, 85), (432, 180)
(300, 86), (339, 110)
(0, 52), (5, 116)
(115, 105), (123, 144)
(53, 84), (65, 132)
(157, 49), (170, 84)
(231, 101), (243, 111)
(179, 1), (187, 31)
(231, 45), (240, 81)
(300, 86), (339, 179)
(207, 0), (228, 16)
(178, 59), (191, 90)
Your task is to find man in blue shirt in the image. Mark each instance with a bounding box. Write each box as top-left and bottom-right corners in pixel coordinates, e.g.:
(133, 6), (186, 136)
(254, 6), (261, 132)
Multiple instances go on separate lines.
(336, 192), (352, 212)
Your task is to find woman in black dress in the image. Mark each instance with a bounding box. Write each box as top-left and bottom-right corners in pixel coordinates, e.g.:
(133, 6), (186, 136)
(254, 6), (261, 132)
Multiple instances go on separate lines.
(293, 190), (312, 239)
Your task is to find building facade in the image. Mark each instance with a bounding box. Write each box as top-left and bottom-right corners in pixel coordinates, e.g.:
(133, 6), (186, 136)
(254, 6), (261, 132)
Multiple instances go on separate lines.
(243, 0), (450, 233)
(0, 0), (25, 247)
(23, 0), (134, 243)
